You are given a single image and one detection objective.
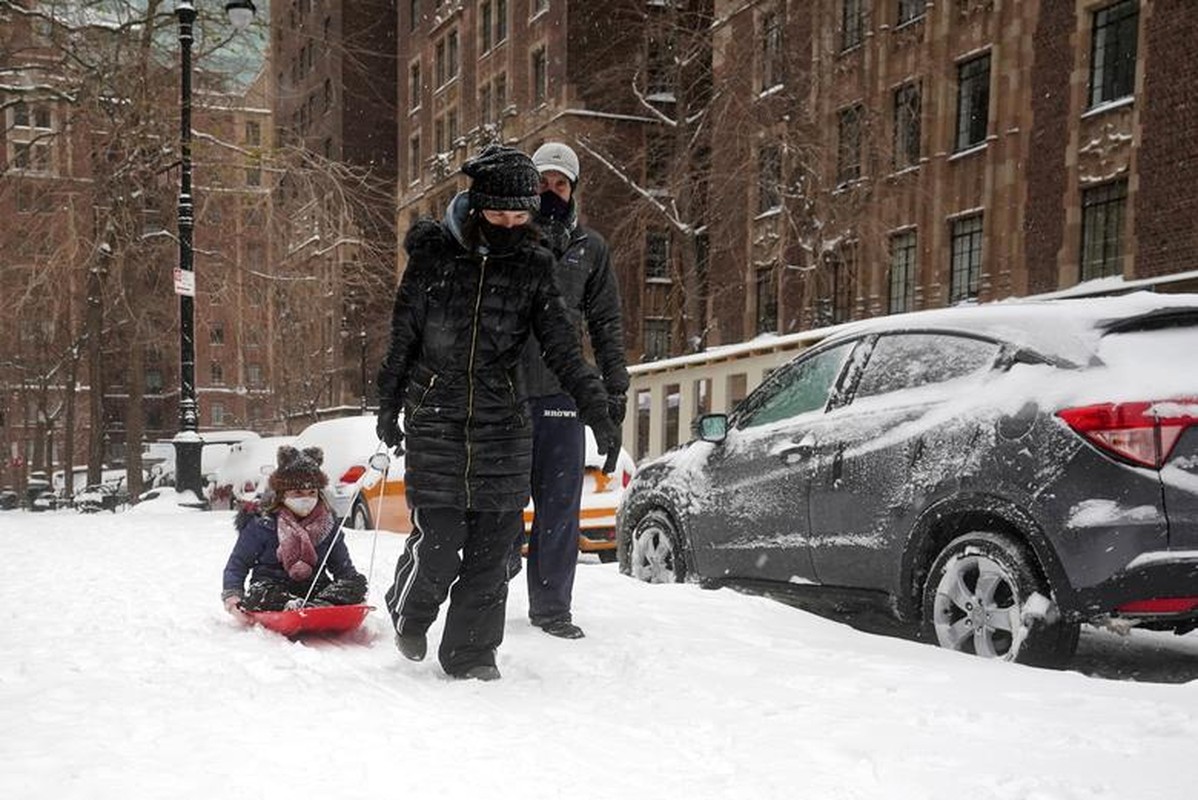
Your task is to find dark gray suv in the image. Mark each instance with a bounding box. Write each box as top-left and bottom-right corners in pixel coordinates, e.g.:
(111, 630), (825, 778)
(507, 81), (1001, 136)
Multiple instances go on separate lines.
(617, 293), (1198, 666)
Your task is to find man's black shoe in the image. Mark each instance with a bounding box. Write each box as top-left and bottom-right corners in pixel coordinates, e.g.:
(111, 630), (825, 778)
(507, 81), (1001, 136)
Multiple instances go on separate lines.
(395, 631), (427, 662)
(454, 664), (501, 681)
(538, 619), (585, 639)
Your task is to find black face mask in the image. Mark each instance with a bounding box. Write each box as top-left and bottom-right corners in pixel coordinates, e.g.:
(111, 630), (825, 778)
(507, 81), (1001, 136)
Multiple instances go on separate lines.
(539, 190), (572, 223)
(478, 218), (528, 254)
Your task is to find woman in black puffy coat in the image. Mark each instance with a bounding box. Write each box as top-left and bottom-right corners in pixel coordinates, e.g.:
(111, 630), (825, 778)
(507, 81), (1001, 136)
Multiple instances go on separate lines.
(375, 145), (621, 681)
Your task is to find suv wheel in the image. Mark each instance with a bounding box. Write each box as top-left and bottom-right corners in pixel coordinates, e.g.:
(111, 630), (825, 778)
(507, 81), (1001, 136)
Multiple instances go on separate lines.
(628, 509), (685, 584)
(922, 531), (1079, 667)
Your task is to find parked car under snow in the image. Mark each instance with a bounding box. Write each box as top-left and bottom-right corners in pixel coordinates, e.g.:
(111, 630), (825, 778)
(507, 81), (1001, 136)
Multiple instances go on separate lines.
(617, 292), (1198, 667)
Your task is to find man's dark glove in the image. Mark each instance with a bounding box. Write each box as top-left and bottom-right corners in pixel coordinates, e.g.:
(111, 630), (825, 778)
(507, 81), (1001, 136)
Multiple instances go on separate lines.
(607, 393), (627, 427)
(585, 411), (623, 474)
(376, 406), (404, 454)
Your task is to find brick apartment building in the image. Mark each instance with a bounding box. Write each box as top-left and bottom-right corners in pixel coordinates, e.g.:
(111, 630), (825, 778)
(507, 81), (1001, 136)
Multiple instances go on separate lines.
(705, 0), (1198, 345)
(271, 0), (398, 416)
(1, 11), (273, 493)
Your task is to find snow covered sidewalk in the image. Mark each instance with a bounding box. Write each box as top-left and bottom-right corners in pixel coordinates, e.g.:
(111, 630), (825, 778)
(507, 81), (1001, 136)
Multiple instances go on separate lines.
(2, 500), (1198, 799)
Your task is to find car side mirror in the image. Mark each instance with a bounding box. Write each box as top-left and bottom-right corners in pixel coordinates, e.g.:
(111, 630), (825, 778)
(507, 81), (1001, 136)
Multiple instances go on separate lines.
(695, 413), (728, 444)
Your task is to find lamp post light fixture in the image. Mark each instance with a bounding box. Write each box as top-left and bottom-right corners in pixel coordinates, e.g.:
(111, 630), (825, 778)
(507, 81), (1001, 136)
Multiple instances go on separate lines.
(172, 0), (256, 503)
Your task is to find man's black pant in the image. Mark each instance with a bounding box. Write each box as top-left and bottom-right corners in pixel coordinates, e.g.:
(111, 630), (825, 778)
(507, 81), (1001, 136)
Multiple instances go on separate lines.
(385, 506), (522, 675)
(524, 394), (586, 626)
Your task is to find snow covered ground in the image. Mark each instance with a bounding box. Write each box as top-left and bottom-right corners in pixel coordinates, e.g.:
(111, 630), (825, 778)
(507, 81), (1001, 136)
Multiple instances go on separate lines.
(3, 500), (1198, 799)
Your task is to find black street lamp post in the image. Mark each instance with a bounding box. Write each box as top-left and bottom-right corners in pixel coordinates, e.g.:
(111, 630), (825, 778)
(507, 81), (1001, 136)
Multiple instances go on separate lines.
(173, 1), (256, 501)
(359, 327), (368, 412)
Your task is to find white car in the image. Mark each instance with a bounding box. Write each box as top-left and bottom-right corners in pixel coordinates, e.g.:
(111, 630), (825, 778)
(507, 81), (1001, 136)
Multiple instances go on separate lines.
(211, 435), (297, 511)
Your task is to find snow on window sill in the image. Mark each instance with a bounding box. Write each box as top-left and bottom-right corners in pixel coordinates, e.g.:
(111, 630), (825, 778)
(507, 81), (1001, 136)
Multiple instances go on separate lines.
(1082, 95), (1135, 119)
(646, 92), (676, 103)
(754, 207), (782, 221)
(888, 163), (921, 178)
(948, 142), (988, 161)
(758, 84), (784, 100)
(645, 277), (673, 285)
(529, 8), (549, 23)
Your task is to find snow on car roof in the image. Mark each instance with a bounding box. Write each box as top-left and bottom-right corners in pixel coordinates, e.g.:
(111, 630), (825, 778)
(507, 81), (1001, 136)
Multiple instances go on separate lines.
(293, 415), (380, 476)
(828, 292), (1198, 366)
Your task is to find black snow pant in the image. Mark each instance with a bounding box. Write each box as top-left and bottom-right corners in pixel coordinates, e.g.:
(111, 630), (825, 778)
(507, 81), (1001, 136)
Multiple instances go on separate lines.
(385, 506), (522, 676)
(520, 394), (586, 626)
(243, 573), (367, 611)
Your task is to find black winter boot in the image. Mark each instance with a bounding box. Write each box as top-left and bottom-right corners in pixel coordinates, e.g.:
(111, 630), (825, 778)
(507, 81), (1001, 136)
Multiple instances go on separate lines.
(454, 664), (501, 681)
(395, 631), (428, 662)
(538, 619), (585, 639)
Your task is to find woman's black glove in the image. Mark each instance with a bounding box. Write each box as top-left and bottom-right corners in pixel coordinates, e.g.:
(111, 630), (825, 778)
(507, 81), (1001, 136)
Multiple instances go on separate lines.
(376, 406), (404, 453)
(607, 392), (627, 426)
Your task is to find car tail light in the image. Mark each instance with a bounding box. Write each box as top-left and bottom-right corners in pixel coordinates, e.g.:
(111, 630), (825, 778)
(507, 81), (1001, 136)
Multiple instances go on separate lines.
(622, 470), (632, 488)
(1116, 597), (1198, 615)
(1057, 398), (1198, 469)
(339, 465), (367, 484)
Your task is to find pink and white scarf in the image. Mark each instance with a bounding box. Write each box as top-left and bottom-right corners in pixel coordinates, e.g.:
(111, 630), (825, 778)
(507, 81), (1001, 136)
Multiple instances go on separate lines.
(276, 501), (335, 581)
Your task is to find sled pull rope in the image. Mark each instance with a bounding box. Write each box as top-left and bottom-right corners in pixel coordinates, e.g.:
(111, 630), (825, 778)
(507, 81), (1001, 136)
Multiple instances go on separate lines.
(299, 441), (390, 608)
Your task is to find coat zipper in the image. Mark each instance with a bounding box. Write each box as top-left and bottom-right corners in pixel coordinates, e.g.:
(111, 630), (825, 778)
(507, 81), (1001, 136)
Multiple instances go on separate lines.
(464, 256), (487, 507)
(413, 374), (438, 416)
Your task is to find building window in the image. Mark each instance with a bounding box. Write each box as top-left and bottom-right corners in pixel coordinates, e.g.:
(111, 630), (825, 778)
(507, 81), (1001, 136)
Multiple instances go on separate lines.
(323, 78), (333, 112)
(211, 362), (225, 385)
(828, 246), (856, 324)
(531, 46), (548, 104)
(898, 0), (925, 25)
(758, 144), (782, 213)
(479, 84), (493, 123)
(247, 364), (262, 388)
(434, 116), (446, 154)
(480, 1), (493, 52)
(888, 231), (917, 313)
(760, 11), (784, 91)
(1090, 0), (1139, 107)
(893, 82), (921, 170)
(1080, 180), (1128, 281)
(410, 61), (422, 110)
(409, 0), (419, 31)
(13, 101), (30, 127)
(212, 403), (227, 426)
(244, 120), (260, 146)
(436, 31), (459, 87)
(495, 73), (508, 113)
(145, 369), (164, 393)
(210, 322), (225, 345)
(496, 0), (508, 43)
(645, 230), (670, 280)
(408, 134), (421, 183)
(245, 166), (261, 186)
(837, 104), (863, 185)
(841, 0), (864, 51)
(644, 319), (671, 361)
(756, 264), (778, 334)
(447, 107), (458, 147)
(955, 53), (990, 151)
(646, 32), (675, 97)
(949, 214), (984, 303)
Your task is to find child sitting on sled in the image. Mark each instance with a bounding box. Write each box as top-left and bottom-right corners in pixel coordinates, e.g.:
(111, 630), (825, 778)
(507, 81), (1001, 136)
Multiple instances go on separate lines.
(221, 445), (367, 621)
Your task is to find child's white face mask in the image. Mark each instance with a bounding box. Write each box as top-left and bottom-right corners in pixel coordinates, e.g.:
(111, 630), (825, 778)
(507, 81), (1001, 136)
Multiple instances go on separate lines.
(284, 496), (318, 517)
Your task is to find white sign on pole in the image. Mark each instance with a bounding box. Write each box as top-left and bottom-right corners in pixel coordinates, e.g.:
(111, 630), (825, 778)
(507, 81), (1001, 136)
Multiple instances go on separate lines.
(173, 268), (196, 297)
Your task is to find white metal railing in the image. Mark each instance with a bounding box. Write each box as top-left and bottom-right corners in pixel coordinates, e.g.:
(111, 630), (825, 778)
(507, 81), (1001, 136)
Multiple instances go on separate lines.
(622, 326), (838, 462)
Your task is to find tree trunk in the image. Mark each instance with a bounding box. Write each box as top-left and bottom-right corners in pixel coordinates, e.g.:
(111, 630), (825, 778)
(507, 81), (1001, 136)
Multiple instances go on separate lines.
(64, 348), (78, 498)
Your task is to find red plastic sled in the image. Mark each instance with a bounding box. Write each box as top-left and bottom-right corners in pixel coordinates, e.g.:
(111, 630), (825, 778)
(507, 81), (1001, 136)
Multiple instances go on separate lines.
(248, 604), (374, 637)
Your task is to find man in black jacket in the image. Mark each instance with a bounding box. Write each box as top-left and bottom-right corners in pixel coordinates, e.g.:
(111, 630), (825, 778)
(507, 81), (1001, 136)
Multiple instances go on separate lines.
(515, 142), (629, 640)
(375, 145), (622, 680)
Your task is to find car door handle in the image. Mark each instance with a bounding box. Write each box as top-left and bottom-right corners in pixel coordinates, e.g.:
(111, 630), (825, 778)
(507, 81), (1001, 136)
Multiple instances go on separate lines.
(778, 434), (816, 464)
(778, 444), (811, 464)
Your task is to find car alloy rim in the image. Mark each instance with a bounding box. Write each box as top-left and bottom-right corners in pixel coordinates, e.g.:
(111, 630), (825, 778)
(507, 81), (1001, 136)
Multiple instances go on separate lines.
(932, 552), (1024, 659)
(631, 519), (676, 583)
